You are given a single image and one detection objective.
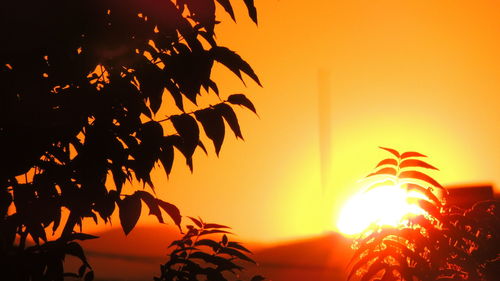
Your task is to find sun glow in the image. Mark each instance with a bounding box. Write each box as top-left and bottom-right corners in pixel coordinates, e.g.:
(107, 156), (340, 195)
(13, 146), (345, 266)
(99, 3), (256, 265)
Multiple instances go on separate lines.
(337, 179), (428, 236)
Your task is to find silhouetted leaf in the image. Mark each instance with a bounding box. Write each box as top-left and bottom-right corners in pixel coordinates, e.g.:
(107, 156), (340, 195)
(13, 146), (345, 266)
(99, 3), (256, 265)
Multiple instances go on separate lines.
(416, 199), (442, 219)
(165, 79), (184, 111)
(70, 233), (99, 241)
(216, 0), (235, 21)
(210, 47), (261, 86)
(136, 191), (164, 223)
(28, 223), (47, 244)
(382, 240), (427, 265)
(227, 94), (256, 114)
(170, 114), (199, 158)
(165, 134), (194, 171)
(215, 103), (243, 139)
(195, 108), (225, 155)
(379, 147), (401, 158)
(360, 259), (389, 281)
(198, 140), (208, 154)
(84, 270), (94, 281)
(188, 216), (203, 228)
(406, 184), (442, 207)
(400, 159), (438, 170)
(200, 229), (232, 235)
(78, 264), (86, 277)
(159, 142), (174, 178)
(349, 249), (391, 281)
(367, 167), (397, 178)
(399, 170), (443, 189)
(243, 0), (258, 24)
(220, 247), (255, 263)
(195, 239), (221, 251)
(204, 223), (231, 229)
(401, 151), (427, 159)
(52, 206), (62, 234)
(375, 158), (398, 168)
(251, 276), (266, 281)
(138, 121), (164, 145)
(227, 241), (252, 253)
(118, 193), (142, 235)
(66, 242), (90, 267)
(157, 199), (182, 231)
(135, 61), (165, 114)
(189, 251), (243, 270)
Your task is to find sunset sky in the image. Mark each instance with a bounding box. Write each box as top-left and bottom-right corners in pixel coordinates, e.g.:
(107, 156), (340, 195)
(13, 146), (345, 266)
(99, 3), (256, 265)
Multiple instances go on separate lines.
(93, 0), (500, 243)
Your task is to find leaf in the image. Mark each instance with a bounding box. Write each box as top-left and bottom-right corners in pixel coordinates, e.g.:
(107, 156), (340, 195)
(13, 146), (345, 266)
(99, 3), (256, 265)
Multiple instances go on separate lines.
(170, 114), (199, 158)
(399, 170), (443, 189)
(118, 193), (142, 235)
(227, 94), (256, 114)
(28, 223), (47, 244)
(198, 140), (208, 154)
(78, 264), (86, 277)
(165, 79), (184, 111)
(136, 191), (164, 223)
(200, 229), (232, 236)
(84, 270), (94, 281)
(135, 60), (165, 114)
(375, 158), (398, 168)
(401, 151), (427, 159)
(406, 183), (442, 207)
(70, 233), (99, 241)
(416, 199), (442, 219)
(157, 199), (182, 231)
(195, 108), (225, 155)
(216, 0), (235, 21)
(348, 249), (391, 281)
(52, 206), (61, 234)
(227, 241), (252, 253)
(400, 159), (438, 170)
(360, 259), (389, 281)
(189, 251), (243, 270)
(210, 47), (261, 86)
(195, 239), (221, 251)
(215, 103), (243, 139)
(159, 142), (174, 177)
(188, 216), (203, 228)
(243, 0), (258, 24)
(251, 276), (266, 281)
(165, 135), (194, 171)
(204, 223), (231, 229)
(366, 167), (397, 178)
(65, 242), (90, 267)
(379, 147), (400, 158)
(220, 247), (255, 263)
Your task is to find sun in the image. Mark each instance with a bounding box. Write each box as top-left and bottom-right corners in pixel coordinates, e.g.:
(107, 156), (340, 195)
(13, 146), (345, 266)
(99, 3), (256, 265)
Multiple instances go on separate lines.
(337, 179), (428, 236)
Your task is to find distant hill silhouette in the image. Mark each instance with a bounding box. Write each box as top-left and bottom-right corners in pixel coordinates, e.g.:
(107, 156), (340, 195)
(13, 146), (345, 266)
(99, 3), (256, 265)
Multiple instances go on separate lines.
(66, 226), (353, 281)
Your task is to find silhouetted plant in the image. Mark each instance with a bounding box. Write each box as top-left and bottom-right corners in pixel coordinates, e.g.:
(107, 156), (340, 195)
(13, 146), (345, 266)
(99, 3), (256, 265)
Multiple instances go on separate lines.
(156, 217), (264, 281)
(0, 1), (261, 280)
(348, 147), (499, 281)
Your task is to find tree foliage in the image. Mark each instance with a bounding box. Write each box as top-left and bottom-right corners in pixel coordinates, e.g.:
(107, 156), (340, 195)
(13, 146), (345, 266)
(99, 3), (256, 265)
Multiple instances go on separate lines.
(157, 217), (264, 281)
(0, 0), (261, 280)
(348, 148), (499, 281)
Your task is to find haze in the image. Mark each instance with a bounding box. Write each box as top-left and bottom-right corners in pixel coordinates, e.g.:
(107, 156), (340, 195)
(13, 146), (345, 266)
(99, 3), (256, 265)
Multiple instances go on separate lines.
(90, 0), (500, 243)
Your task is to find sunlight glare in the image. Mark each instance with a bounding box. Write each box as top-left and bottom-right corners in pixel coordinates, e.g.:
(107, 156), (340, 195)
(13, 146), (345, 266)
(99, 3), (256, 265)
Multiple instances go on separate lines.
(337, 180), (427, 235)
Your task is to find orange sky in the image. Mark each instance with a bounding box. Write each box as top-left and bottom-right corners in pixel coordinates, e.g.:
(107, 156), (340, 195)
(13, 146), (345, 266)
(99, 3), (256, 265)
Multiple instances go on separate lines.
(88, 0), (500, 243)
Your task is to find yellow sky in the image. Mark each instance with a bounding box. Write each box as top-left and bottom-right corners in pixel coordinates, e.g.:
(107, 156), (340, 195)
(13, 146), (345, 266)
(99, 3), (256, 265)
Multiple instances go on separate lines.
(90, 0), (500, 243)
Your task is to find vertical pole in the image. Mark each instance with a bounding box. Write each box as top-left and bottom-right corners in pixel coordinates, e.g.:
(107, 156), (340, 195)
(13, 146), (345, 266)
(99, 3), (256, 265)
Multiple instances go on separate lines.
(318, 69), (331, 232)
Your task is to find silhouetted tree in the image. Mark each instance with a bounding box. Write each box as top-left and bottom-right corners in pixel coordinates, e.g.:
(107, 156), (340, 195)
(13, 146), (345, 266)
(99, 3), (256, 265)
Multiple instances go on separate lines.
(156, 217), (265, 281)
(348, 148), (499, 281)
(0, 1), (261, 280)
